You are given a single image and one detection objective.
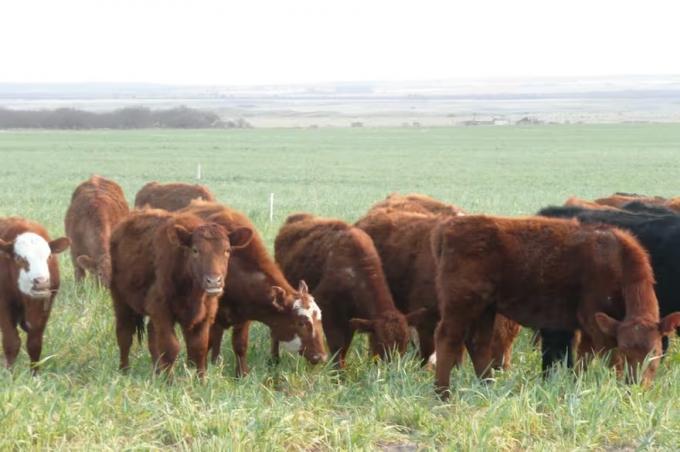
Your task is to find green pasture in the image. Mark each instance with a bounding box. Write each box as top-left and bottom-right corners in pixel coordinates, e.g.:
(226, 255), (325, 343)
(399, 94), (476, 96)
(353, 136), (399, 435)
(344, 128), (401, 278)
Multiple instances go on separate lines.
(0, 125), (679, 450)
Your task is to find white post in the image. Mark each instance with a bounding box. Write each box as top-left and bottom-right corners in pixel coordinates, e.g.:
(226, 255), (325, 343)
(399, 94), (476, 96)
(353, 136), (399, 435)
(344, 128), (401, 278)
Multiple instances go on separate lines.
(196, 163), (202, 180)
(269, 193), (274, 223)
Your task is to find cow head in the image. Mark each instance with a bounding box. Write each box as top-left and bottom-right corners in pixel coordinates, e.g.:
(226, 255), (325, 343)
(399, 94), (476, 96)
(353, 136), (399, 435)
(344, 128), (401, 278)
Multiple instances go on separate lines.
(76, 254), (112, 288)
(350, 308), (428, 360)
(0, 232), (70, 299)
(170, 223), (253, 296)
(271, 281), (327, 364)
(595, 311), (680, 385)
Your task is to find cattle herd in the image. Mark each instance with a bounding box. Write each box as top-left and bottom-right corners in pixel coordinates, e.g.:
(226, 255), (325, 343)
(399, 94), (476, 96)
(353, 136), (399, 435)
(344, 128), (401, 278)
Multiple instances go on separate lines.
(1, 176), (680, 399)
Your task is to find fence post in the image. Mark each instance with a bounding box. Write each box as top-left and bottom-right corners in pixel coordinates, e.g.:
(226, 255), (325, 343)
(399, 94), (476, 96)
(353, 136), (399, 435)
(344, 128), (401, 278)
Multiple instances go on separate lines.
(196, 163), (202, 180)
(269, 193), (274, 223)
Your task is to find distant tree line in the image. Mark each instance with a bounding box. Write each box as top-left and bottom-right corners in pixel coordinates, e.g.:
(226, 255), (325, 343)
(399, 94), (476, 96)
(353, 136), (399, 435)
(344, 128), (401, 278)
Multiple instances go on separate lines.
(0, 106), (252, 129)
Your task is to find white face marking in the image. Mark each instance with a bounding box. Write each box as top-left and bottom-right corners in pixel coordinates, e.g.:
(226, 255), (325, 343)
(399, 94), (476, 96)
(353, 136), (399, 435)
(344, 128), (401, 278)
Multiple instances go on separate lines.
(280, 335), (302, 353)
(428, 352), (437, 367)
(293, 296), (322, 337)
(13, 232), (52, 298)
(293, 296), (322, 321)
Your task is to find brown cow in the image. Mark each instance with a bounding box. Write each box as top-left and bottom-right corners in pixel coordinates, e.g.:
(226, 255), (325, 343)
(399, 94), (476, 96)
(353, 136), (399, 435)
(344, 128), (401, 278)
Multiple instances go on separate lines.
(65, 175), (129, 286)
(564, 196), (622, 211)
(431, 215), (680, 397)
(109, 209), (253, 376)
(275, 213), (427, 367)
(179, 201), (327, 376)
(367, 193), (464, 216)
(134, 181), (216, 211)
(594, 193), (675, 210)
(356, 208), (520, 369)
(0, 218), (70, 370)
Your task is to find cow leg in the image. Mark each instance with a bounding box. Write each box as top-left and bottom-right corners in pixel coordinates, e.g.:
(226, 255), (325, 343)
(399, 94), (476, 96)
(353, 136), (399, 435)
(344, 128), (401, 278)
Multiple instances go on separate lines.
(270, 334), (280, 365)
(540, 329), (575, 375)
(182, 321), (212, 378)
(113, 302), (139, 372)
(232, 321), (251, 377)
(150, 313), (179, 374)
(26, 327), (45, 373)
(417, 324), (435, 367)
(325, 324), (352, 369)
(147, 321), (159, 367)
(208, 321), (226, 364)
(489, 315), (521, 370)
(0, 312), (20, 368)
(466, 307), (497, 379)
(434, 318), (467, 399)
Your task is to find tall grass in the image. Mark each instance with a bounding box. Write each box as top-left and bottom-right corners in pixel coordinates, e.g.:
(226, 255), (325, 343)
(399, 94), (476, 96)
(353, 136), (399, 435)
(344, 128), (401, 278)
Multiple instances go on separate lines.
(0, 126), (679, 449)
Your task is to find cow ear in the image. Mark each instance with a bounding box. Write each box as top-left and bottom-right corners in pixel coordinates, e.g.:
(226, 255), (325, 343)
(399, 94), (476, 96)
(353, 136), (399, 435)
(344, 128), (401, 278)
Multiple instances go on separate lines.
(349, 318), (375, 333)
(49, 237), (70, 254)
(172, 225), (193, 248)
(0, 239), (14, 257)
(594, 312), (620, 338)
(405, 307), (430, 326)
(76, 255), (96, 272)
(659, 312), (680, 335)
(298, 280), (309, 296)
(228, 227), (253, 250)
(270, 286), (288, 312)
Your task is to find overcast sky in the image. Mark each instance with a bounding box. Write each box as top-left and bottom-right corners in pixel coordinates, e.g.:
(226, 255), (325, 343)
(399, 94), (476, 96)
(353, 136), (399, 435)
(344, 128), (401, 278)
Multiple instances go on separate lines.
(1, 0), (679, 85)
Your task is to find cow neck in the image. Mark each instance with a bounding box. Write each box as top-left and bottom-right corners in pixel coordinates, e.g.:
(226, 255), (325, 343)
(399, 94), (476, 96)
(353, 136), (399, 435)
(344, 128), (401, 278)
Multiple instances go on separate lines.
(346, 230), (399, 320)
(226, 254), (295, 323)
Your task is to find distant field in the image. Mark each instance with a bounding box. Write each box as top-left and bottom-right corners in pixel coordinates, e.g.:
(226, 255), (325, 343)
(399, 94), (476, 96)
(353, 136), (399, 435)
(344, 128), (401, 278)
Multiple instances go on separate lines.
(0, 125), (679, 449)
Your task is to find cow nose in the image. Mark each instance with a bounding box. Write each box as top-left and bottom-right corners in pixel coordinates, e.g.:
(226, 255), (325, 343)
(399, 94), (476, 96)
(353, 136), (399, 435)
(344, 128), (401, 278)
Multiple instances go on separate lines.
(33, 277), (50, 290)
(204, 274), (223, 287)
(310, 353), (328, 364)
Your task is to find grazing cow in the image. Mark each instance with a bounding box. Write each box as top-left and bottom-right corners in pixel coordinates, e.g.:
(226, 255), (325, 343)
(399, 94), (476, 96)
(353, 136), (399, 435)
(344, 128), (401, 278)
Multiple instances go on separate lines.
(275, 213), (427, 367)
(65, 175), (129, 286)
(0, 218), (70, 369)
(109, 209), (253, 376)
(595, 193), (680, 213)
(431, 215), (680, 397)
(134, 181), (216, 211)
(539, 205), (680, 370)
(367, 192), (464, 216)
(179, 201), (327, 376)
(356, 208), (520, 369)
(564, 197), (622, 211)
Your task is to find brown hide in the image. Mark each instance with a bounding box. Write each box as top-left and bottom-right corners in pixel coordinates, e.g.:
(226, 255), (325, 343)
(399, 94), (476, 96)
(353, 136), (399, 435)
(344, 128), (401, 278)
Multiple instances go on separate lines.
(134, 181), (216, 211)
(564, 197), (622, 211)
(367, 193), (464, 216)
(109, 209), (244, 376)
(275, 214), (418, 367)
(65, 175), (129, 286)
(0, 217), (69, 370)
(594, 193), (671, 210)
(431, 215), (669, 397)
(355, 208), (520, 369)
(179, 200), (327, 376)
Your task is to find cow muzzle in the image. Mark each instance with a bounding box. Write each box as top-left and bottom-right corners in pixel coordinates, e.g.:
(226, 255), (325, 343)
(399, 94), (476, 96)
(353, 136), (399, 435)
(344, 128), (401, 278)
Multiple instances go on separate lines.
(203, 274), (224, 295)
(31, 276), (51, 298)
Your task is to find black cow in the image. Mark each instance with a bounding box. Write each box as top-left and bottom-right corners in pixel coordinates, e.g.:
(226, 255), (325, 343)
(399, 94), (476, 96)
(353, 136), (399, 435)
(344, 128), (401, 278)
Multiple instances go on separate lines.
(538, 205), (680, 372)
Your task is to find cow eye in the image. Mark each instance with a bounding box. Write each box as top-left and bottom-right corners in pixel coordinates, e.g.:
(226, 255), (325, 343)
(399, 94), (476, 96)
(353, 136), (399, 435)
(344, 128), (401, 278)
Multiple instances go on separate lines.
(192, 247), (199, 255)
